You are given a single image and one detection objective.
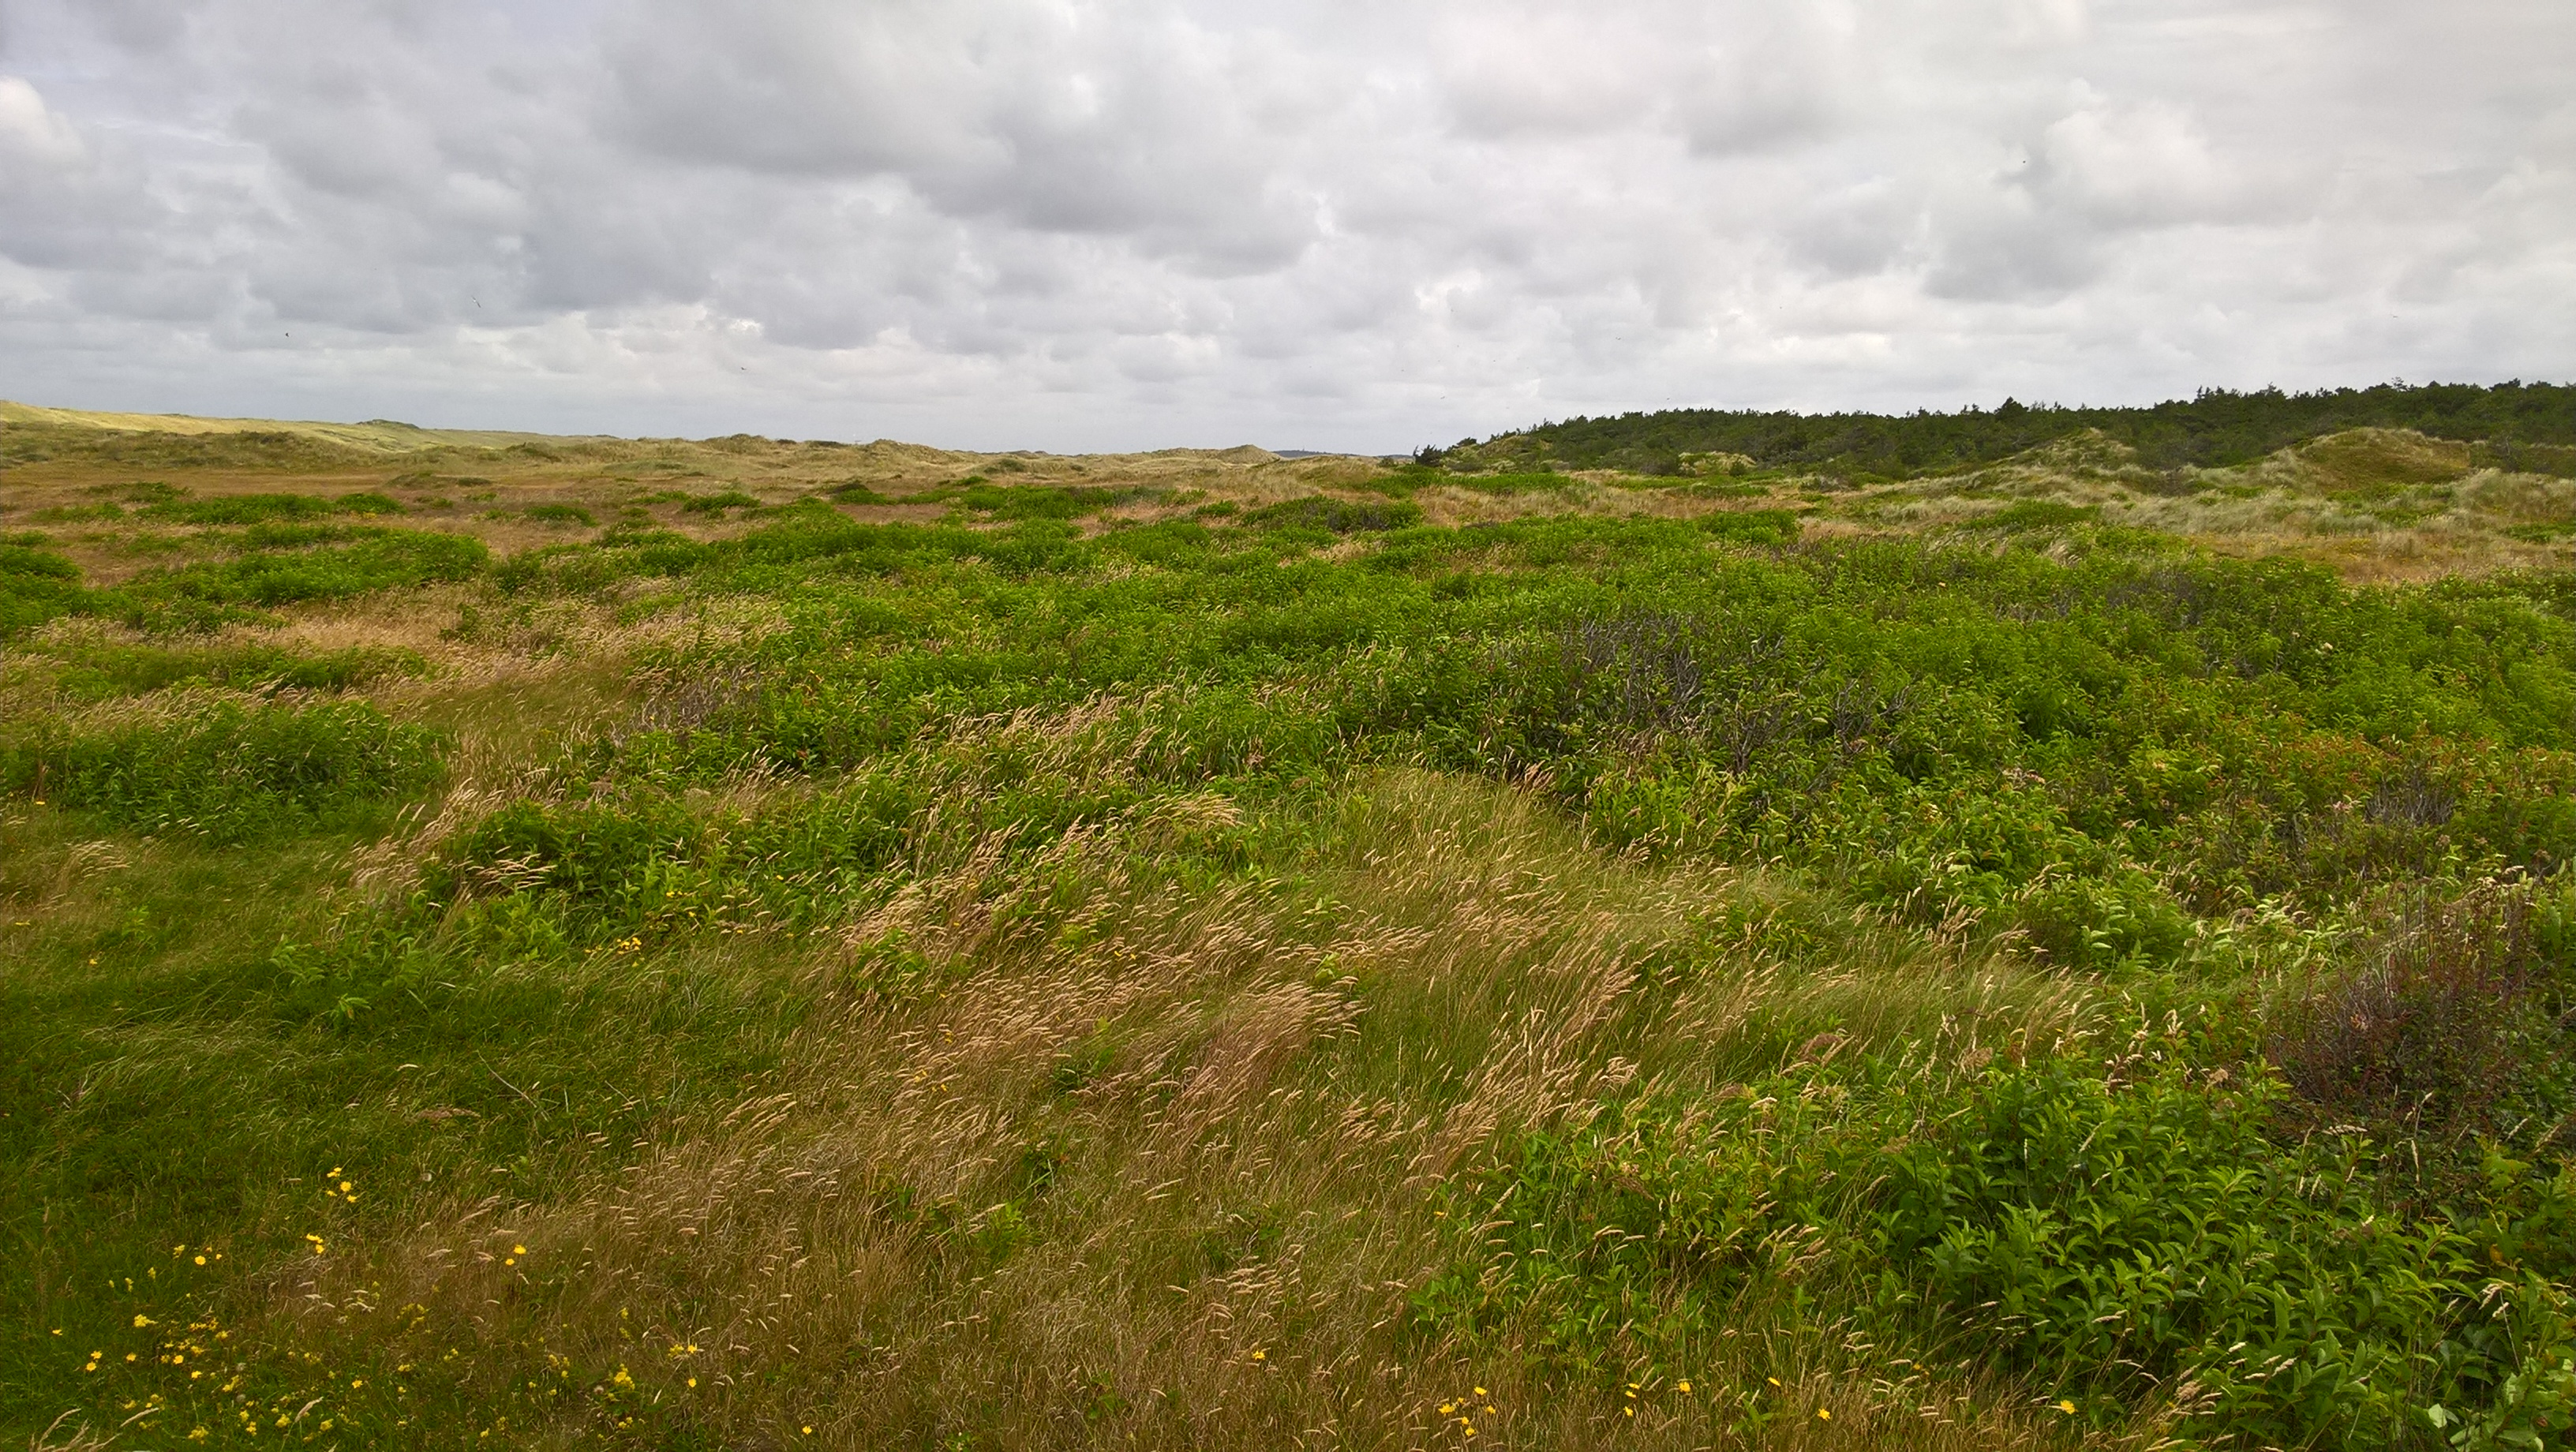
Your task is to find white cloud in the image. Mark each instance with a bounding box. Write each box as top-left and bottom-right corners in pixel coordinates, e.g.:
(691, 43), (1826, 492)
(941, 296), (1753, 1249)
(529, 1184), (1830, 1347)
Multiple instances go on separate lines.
(0, 74), (84, 168)
(0, 0), (2567, 450)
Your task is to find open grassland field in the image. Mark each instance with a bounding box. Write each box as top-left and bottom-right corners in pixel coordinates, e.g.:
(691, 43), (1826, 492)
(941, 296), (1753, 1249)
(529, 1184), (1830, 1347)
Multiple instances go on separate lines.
(8, 387), (2576, 1450)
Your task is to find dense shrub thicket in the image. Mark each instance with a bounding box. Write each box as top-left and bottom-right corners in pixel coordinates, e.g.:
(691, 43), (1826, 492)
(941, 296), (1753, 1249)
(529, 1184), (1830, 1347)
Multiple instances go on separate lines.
(1445, 380), (2576, 477)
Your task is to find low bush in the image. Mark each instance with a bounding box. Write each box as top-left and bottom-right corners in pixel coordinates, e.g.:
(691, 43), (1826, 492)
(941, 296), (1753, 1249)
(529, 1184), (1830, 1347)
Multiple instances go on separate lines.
(96, 530), (489, 629)
(0, 541), (85, 634)
(2, 698), (446, 839)
(1244, 494), (1423, 534)
(137, 490), (406, 525)
(2264, 881), (2576, 1143)
(954, 481), (1145, 520)
(1419, 1051), (2576, 1449)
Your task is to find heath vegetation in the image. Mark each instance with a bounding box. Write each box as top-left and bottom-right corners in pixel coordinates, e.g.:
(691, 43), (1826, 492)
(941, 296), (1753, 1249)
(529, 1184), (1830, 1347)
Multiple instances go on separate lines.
(7, 384), (2576, 1449)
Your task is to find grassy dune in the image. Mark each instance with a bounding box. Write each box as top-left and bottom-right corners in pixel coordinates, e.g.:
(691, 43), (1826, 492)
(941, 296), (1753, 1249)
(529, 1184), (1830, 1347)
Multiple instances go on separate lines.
(9, 402), (2576, 1449)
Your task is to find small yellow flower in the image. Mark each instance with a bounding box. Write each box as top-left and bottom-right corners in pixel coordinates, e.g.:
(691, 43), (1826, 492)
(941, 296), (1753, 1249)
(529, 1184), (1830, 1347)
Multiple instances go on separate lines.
(1767, 1377), (1781, 1387)
(1473, 1387), (1488, 1397)
(513, 1244), (527, 1256)
(133, 1315), (155, 1328)
(193, 1255), (206, 1266)
(1249, 1349), (1265, 1360)
(1676, 1379), (1692, 1394)
(687, 1377), (698, 1388)
(2058, 1399), (2076, 1414)
(1816, 1408), (1831, 1421)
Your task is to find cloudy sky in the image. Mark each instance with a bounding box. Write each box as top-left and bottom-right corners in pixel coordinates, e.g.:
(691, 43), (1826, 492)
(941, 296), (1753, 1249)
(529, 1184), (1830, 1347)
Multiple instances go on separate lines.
(0, 0), (2570, 452)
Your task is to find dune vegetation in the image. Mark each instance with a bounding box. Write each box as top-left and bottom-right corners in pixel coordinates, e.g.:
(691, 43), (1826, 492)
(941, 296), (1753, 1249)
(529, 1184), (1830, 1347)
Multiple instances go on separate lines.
(8, 385), (2576, 1450)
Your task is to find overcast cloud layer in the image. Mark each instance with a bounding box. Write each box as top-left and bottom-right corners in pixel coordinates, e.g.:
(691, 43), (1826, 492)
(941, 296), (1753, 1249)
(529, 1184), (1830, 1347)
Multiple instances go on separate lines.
(0, 0), (2570, 451)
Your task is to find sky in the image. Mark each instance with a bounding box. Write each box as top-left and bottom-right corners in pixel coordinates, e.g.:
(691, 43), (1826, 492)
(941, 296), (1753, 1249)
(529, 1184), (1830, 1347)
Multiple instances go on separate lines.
(0, 0), (2570, 453)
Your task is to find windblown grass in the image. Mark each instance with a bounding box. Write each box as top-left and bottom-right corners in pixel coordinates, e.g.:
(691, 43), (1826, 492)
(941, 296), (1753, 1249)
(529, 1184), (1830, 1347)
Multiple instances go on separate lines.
(11, 403), (2576, 1450)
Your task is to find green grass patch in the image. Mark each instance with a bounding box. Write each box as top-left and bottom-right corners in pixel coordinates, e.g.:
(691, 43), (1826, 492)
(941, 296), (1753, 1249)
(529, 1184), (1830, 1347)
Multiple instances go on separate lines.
(2, 699), (446, 840)
(138, 491), (406, 526)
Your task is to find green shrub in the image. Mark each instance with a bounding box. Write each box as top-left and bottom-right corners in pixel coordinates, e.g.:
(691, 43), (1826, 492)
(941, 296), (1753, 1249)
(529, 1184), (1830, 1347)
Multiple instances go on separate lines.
(1966, 499), (2099, 531)
(2, 700), (446, 839)
(137, 491), (406, 525)
(1421, 1053), (2576, 1449)
(1451, 472), (1577, 496)
(0, 541), (85, 634)
(1244, 495), (1423, 534)
(954, 482), (1144, 520)
(95, 530), (488, 629)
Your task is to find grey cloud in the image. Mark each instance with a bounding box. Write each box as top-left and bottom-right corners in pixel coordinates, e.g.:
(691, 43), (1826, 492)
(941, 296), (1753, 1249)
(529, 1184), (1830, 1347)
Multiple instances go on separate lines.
(1673, 6), (1853, 156)
(601, 0), (1324, 270)
(81, 0), (198, 52)
(0, 0), (2566, 451)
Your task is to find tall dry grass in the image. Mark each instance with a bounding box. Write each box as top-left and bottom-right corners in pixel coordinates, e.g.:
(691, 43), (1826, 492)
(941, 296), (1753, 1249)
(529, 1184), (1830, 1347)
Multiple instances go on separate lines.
(260, 770), (2106, 1449)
